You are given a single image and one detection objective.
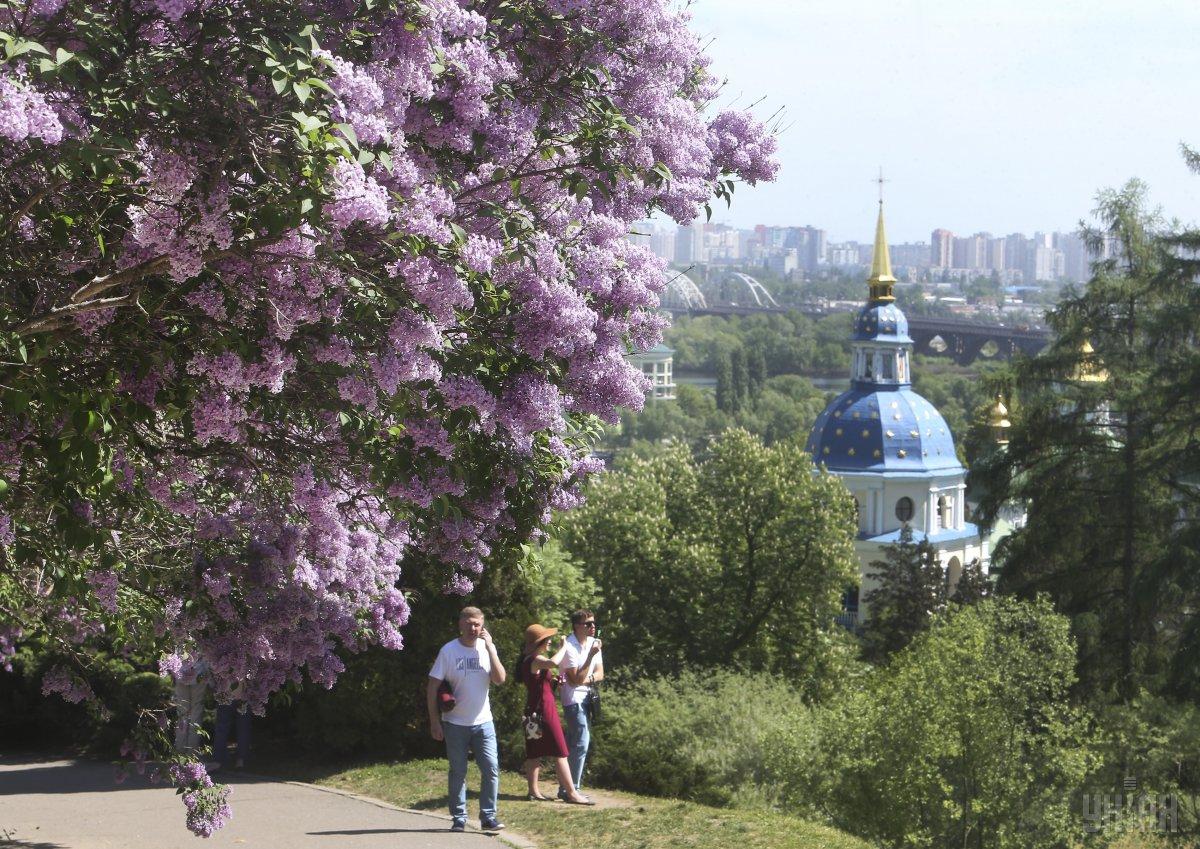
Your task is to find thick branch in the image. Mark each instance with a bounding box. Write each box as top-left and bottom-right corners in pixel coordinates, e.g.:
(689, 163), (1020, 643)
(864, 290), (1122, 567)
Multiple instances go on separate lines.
(13, 237), (277, 336)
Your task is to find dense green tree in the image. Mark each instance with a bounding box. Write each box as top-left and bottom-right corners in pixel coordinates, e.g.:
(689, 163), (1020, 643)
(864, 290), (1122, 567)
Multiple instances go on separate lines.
(729, 346), (750, 411)
(973, 176), (1200, 702)
(611, 378), (826, 452)
(558, 429), (858, 693)
(951, 558), (991, 605)
(816, 597), (1094, 849)
(747, 347), (768, 396)
(715, 350), (735, 412)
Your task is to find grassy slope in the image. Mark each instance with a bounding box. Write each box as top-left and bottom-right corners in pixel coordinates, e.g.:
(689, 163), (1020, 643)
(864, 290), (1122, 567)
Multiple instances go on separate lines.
(265, 757), (870, 849)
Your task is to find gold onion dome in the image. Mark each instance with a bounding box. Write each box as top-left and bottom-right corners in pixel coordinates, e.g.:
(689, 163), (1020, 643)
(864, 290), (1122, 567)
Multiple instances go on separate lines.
(988, 395), (1011, 445)
(1072, 340), (1109, 383)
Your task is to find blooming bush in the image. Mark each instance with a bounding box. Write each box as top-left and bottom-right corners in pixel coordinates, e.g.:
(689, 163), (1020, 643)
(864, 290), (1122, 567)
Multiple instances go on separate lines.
(0, 0), (773, 834)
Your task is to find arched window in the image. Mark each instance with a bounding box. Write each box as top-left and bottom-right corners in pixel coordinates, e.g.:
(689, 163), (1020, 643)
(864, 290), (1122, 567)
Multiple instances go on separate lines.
(937, 495), (952, 530)
(895, 496), (914, 523)
(947, 556), (963, 592)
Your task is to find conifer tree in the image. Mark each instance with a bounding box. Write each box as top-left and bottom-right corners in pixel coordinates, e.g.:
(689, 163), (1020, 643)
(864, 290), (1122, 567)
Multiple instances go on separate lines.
(747, 347), (768, 397)
(715, 351), (735, 412)
(729, 346), (750, 411)
(950, 558), (990, 605)
(861, 525), (947, 662)
(973, 172), (1200, 702)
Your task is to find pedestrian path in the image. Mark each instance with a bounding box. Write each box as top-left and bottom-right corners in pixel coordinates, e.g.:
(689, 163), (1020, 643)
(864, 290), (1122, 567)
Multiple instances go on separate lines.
(0, 757), (529, 849)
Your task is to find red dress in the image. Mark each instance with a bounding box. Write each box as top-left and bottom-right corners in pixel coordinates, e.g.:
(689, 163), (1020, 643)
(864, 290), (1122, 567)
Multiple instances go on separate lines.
(521, 655), (569, 759)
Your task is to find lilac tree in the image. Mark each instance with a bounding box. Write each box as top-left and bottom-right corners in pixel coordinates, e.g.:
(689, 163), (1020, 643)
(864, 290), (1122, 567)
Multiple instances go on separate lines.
(0, 0), (774, 832)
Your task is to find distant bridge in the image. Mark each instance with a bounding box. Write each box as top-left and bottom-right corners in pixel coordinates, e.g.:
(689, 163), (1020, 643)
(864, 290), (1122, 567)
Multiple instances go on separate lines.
(664, 302), (1051, 366)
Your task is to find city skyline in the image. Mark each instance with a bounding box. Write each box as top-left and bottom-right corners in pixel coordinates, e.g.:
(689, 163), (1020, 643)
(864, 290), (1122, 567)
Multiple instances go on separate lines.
(687, 0), (1200, 243)
(634, 218), (1100, 283)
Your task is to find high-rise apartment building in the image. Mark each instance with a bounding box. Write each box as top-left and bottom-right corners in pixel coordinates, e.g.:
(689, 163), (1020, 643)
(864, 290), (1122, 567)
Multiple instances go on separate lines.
(931, 229), (954, 269)
(988, 237), (1007, 272)
(674, 220), (706, 264)
(889, 242), (931, 269)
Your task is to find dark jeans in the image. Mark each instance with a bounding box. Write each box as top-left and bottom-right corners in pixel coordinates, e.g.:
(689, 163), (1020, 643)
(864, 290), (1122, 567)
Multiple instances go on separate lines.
(213, 702), (251, 768)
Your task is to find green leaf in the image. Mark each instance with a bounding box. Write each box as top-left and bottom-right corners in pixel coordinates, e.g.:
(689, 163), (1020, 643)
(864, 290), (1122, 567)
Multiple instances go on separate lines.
(293, 80), (312, 103)
(306, 77), (335, 95)
(335, 122), (358, 149)
(290, 111), (324, 134)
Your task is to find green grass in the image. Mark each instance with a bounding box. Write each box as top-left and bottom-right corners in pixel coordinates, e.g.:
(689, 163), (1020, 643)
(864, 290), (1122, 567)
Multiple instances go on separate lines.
(260, 756), (870, 849)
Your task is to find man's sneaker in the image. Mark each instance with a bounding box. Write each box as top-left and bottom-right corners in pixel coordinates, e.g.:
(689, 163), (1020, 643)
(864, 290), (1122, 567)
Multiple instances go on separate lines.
(480, 817), (505, 831)
(449, 820), (466, 833)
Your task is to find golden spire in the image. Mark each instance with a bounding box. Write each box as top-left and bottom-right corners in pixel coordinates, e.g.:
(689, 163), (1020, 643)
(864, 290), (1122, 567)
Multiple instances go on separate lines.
(988, 394), (1011, 445)
(867, 196), (897, 303)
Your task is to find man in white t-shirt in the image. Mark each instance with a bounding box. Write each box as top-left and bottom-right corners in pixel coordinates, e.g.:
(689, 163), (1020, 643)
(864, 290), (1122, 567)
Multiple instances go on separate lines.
(558, 608), (603, 796)
(427, 606), (507, 833)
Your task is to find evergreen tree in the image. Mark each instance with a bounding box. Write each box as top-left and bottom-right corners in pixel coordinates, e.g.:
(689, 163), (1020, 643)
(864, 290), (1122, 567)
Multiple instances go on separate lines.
(861, 525), (947, 662)
(950, 559), (991, 605)
(715, 351), (735, 412)
(747, 347), (768, 397)
(973, 175), (1200, 702)
(729, 346), (750, 412)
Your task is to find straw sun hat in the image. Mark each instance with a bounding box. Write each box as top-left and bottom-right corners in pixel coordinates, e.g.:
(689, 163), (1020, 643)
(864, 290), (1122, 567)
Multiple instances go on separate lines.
(523, 624), (558, 654)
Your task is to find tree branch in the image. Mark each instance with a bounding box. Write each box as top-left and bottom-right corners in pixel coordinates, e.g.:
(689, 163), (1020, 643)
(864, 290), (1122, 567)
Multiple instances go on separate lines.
(13, 237), (277, 336)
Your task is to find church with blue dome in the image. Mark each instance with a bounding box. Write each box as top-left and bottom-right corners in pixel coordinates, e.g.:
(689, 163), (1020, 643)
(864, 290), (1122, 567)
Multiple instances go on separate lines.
(807, 202), (988, 621)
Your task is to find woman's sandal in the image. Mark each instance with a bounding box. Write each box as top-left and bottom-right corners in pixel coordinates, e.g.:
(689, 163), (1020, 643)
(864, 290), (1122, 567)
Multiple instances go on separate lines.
(563, 795), (596, 806)
(527, 792), (551, 801)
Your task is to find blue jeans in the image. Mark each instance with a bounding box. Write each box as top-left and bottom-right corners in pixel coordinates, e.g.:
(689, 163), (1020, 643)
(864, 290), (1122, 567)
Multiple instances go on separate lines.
(442, 720), (499, 825)
(213, 702), (251, 768)
(564, 703), (591, 789)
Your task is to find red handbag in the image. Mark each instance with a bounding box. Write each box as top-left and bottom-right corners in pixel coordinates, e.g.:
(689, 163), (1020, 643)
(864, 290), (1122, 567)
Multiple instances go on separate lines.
(437, 679), (455, 713)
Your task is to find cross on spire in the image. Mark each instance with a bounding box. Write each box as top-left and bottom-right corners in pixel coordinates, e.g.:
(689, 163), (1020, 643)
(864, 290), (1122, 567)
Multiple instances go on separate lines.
(874, 167), (887, 205)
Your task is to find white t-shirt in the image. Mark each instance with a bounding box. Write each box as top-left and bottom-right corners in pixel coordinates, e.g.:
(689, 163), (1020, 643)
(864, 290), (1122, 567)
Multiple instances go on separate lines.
(560, 634), (601, 707)
(429, 638), (493, 726)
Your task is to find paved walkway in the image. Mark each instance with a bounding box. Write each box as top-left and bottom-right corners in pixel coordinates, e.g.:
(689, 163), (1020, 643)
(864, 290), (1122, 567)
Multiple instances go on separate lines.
(0, 757), (529, 849)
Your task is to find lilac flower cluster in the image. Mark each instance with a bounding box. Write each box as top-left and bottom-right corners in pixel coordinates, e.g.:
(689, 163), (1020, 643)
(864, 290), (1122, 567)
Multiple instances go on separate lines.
(170, 762), (232, 838)
(86, 569), (120, 614)
(41, 666), (95, 703)
(0, 1), (777, 824)
(0, 70), (64, 144)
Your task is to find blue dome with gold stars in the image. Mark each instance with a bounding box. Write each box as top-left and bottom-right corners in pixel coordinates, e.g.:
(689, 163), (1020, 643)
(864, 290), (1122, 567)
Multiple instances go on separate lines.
(807, 199), (962, 476)
(853, 301), (911, 344)
(807, 387), (962, 474)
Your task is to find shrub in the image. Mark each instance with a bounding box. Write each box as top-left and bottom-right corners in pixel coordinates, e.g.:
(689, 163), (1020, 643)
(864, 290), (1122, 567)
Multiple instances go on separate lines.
(790, 597), (1095, 849)
(0, 642), (170, 755)
(586, 669), (805, 807)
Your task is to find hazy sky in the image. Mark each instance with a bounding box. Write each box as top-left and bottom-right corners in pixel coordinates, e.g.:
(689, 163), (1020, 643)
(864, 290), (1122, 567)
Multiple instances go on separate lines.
(689, 0), (1200, 243)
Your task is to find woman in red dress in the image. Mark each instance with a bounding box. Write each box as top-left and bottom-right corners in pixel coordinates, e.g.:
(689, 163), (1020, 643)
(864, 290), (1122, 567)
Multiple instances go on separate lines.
(519, 624), (594, 804)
